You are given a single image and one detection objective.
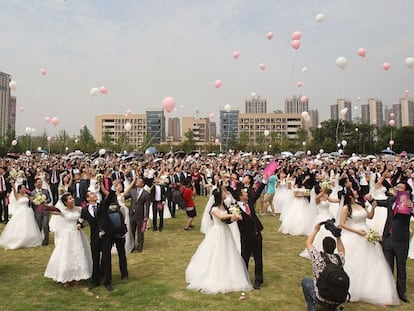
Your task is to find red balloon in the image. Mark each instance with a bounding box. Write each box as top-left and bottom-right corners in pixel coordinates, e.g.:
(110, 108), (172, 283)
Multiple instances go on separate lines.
(357, 48), (366, 58)
(162, 97), (176, 113)
(291, 40), (301, 50)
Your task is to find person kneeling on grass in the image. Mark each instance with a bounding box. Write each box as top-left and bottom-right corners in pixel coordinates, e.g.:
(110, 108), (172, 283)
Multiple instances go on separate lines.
(301, 222), (348, 311)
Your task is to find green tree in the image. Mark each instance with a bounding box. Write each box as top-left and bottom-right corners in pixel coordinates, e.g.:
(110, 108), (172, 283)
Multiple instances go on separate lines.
(182, 129), (196, 153)
(101, 132), (113, 151)
(393, 126), (414, 153)
(78, 126), (96, 153)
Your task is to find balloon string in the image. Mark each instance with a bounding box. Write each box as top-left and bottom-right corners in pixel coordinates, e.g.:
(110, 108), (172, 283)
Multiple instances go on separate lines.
(285, 51), (298, 99)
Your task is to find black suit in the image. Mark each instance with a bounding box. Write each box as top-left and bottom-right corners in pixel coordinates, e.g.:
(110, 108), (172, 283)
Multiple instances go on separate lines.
(0, 173), (11, 223)
(166, 174), (178, 217)
(48, 169), (62, 205)
(381, 195), (413, 299)
(125, 187), (151, 252)
(150, 184), (166, 230)
(236, 182), (266, 287)
(69, 179), (90, 206)
(80, 191), (114, 287)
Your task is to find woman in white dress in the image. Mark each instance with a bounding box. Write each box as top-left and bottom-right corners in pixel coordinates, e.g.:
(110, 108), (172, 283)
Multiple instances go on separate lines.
(278, 173), (295, 222)
(366, 172), (389, 237)
(200, 173), (220, 234)
(185, 188), (251, 294)
(279, 185), (316, 236)
(0, 182), (42, 249)
(339, 191), (399, 306)
(7, 169), (26, 216)
(49, 173), (72, 246)
(44, 193), (92, 288)
(300, 187), (339, 258)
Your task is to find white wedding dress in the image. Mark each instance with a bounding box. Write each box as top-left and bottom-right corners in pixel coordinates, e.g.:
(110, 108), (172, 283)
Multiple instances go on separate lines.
(0, 197), (42, 249)
(340, 207), (399, 305)
(185, 207), (252, 294)
(366, 186), (388, 237)
(44, 207), (92, 283)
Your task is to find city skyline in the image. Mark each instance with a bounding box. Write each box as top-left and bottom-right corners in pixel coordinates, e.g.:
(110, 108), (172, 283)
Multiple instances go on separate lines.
(1, 0), (413, 136)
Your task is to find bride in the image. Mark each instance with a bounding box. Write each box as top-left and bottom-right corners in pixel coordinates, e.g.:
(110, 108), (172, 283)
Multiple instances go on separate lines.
(0, 181), (42, 249)
(339, 191), (399, 306)
(185, 186), (251, 294)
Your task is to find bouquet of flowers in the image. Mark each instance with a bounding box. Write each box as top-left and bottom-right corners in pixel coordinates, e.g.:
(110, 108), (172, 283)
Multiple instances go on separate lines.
(95, 173), (103, 183)
(229, 204), (241, 216)
(33, 194), (47, 206)
(320, 181), (332, 191)
(6, 170), (19, 182)
(365, 228), (381, 245)
(302, 189), (311, 197)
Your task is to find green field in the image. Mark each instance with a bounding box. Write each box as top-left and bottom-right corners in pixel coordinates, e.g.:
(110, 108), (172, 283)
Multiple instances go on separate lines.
(0, 195), (413, 311)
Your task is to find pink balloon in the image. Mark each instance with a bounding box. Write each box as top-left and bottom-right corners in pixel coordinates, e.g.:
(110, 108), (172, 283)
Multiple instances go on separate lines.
(214, 80), (222, 89)
(126, 109), (132, 114)
(292, 31), (302, 40)
(214, 138), (219, 144)
(357, 96), (361, 101)
(44, 116), (51, 123)
(259, 63), (266, 70)
(162, 97), (176, 113)
(124, 113), (129, 117)
(51, 117), (59, 127)
(11, 140), (17, 146)
(383, 62), (390, 71)
(209, 113), (215, 119)
(19, 107), (24, 112)
(40, 68), (48, 76)
(300, 95), (307, 103)
(266, 32), (274, 40)
(99, 86), (108, 94)
(389, 120), (395, 127)
(390, 112), (395, 118)
(297, 81), (303, 88)
(291, 40), (301, 50)
(233, 51), (240, 59)
(357, 48), (366, 58)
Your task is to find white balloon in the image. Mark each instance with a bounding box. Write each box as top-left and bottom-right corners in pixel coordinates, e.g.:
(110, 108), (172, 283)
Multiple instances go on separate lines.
(405, 57), (414, 69)
(339, 107), (348, 117)
(305, 115), (310, 122)
(251, 92), (257, 97)
(315, 14), (325, 22)
(98, 148), (106, 155)
(9, 80), (17, 91)
(224, 104), (231, 112)
(336, 57), (348, 70)
(25, 127), (32, 135)
(90, 87), (100, 96)
(341, 140), (347, 147)
(301, 67), (308, 73)
(31, 128), (36, 133)
(124, 122), (132, 131)
(301, 111), (309, 118)
(25, 150), (31, 156)
(264, 130), (270, 136)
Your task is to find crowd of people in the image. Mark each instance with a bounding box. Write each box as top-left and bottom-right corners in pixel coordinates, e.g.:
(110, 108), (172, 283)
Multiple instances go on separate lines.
(0, 150), (413, 307)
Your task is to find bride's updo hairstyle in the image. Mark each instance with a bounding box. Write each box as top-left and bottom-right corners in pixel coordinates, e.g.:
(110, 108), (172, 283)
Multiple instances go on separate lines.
(61, 192), (72, 206)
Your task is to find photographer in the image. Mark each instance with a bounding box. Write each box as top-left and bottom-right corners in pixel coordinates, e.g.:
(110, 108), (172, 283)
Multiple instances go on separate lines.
(301, 222), (346, 311)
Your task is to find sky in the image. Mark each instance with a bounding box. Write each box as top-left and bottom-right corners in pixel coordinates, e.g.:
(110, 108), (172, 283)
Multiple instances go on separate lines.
(1, 0), (414, 137)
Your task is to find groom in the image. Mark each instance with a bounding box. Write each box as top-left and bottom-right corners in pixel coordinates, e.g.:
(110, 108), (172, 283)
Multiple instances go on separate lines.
(31, 177), (52, 245)
(234, 174), (266, 289)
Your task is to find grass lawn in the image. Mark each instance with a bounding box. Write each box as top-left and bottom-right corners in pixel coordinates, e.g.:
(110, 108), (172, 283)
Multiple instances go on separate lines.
(0, 195), (413, 311)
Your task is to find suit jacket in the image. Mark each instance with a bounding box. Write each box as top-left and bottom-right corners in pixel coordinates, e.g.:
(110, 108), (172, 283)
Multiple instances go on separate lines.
(111, 171), (125, 182)
(237, 182), (266, 239)
(69, 180), (90, 205)
(48, 169), (62, 185)
(382, 195), (413, 242)
(0, 173), (11, 194)
(126, 187), (151, 221)
(150, 184), (166, 202)
(31, 188), (52, 207)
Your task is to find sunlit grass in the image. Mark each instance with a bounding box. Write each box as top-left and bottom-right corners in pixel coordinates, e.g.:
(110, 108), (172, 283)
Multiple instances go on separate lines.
(0, 195), (413, 310)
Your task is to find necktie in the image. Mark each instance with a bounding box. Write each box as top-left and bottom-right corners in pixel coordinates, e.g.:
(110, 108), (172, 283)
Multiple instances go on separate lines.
(244, 203), (251, 216)
(92, 205), (97, 217)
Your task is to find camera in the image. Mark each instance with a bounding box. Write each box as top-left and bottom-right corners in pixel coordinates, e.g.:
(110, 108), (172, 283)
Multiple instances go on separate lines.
(320, 218), (342, 238)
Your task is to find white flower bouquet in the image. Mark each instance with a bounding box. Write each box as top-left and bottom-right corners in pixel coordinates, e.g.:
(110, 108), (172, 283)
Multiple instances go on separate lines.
(365, 228), (381, 245)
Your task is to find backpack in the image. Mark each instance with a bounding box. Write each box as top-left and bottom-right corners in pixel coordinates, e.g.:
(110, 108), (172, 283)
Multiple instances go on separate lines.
(172, 188), (187, 209)
(316, 252), (350, 305)
(107, 210), (127, 239)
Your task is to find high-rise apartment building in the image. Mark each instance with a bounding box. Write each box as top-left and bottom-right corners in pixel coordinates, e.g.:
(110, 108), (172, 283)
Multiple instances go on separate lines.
(331, 98), (352, 121)
(0, 71), (13, 137)
(284, 95), (308, 114)
(146, 109), (165, 144)
(182, 117), (211, 143)
(308, 109), (319, 128)
(167, 117), (180, 142)
(245, 95), (267, 113)
(220, 109), (239, 152)
(361, 98), (384, 126)
(400, 97), (414, 127)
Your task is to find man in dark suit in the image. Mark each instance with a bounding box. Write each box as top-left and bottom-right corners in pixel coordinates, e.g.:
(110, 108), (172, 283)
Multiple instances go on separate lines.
(31, 177), (52, 245)
(69, 172), (89, 207)
(166, 168), (178, 217)
(150, 176), (166, 232)
(125, 178), (151, 252)
(79, 189), (114, 291)
(111, 164), (125, 183)
(48, 163), (62, 205)
(234, 175), (267, 290)
(377, 182), (414, 303)
(0, 166), (11, 223)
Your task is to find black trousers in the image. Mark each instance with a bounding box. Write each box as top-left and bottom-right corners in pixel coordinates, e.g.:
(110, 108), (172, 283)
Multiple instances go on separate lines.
(152, 201), (164, 230)
(383, 235), (408, 297)
(241, 232), (263, 284)
(91, 237), (112, 286)
(112, 238), (128, 278)
(49, 183), (59, 205)
(130, 218), (145, 251)
(0, 192), (8, 222)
